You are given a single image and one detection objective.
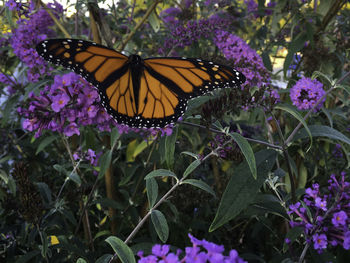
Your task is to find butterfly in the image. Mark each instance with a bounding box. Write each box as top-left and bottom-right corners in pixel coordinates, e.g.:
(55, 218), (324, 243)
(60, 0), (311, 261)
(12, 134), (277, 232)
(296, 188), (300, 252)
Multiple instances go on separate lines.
(35, 39), (246, 128)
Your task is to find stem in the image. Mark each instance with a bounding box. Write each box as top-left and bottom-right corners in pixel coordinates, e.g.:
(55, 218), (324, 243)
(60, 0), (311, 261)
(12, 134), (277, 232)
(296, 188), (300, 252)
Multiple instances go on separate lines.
(74, 173), (100, 235)
(181, 121), (282, 150)
(117, 0), (161, 51)
(298, 242), (310, 263)
(39, 1), (70, 38)
(108, 150), (216, 263)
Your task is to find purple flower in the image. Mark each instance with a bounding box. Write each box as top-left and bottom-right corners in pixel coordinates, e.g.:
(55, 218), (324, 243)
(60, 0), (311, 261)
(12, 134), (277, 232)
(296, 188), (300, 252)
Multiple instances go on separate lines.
(289, 172), (350, 253)
(313, 233), (327, 250)
(214, 30), (270, 89)
(63, 122), (80, 137)
(290, 77), (326, 111)
(343, 232), (350, 250)
(152, 244), (170, 257)
(51, 93), (70, 112)
(137, 234), (246, 262)
(332, 211), (348, 227)
(315, 197), (327, 211)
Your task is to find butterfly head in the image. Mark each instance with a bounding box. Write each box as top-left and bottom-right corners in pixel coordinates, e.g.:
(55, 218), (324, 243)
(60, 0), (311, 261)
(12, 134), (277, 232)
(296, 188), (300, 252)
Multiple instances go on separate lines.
(128, 54), (143, 66)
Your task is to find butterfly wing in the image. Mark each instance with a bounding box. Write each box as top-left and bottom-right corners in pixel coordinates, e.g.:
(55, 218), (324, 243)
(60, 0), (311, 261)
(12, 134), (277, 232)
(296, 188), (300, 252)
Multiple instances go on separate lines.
(36, 39), (141, 126)
(144, 57), (246, 99)
(133, 57), (245, 127)
(36, 39), (246, 128)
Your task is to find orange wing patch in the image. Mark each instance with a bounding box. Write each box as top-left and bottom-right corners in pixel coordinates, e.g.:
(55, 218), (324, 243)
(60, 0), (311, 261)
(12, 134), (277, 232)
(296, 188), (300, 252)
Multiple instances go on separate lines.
(95, 58), (126, 82)
(105, 70), (136, 117)
(138, 70), (178, 119)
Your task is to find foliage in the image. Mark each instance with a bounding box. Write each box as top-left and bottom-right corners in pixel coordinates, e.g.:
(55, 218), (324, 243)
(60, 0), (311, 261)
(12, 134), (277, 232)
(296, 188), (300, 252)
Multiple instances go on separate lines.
(0, 0), (350, 262)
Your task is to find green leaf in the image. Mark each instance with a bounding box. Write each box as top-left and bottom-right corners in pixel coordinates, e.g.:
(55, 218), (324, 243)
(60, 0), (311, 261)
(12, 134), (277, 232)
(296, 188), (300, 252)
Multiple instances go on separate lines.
(131, 139), (155, 161)
(1, 94), (19, 126)
(165, 127), (178, 169)
(185, 95), (211, 115)
(275, 104), (312, 150)
(69, 172), (81, 186)
(96, 254), (113, 263)
(110, 127), (120, 149)
(40, 231), (48, 258)
(53, 164), (68, 175)
(261, 51), (272, 71)
(36, 182), (52, 205)
(209, 149), (277, 231)
(293, 125), (350, 146)
(105, 236), (136, 263)
(181, 151), (199, 159)
(0, 169), (16, 195)
(311, 71), (332, 86)
(229, 132), (257, 179)
(183, 159), (201, 179)
(144, 169), (177, 180)
(181, 179), (216, 197)
(76, 258), (87, 263)
(99, 150), (112, 178)
(283, 33), (308, 76)
(36, 135), (57, 155)
(321, 108), (333, 128)
(148, 10), (160, 32)
(151, 210), (169, 243)
(146, 177), (158, 208)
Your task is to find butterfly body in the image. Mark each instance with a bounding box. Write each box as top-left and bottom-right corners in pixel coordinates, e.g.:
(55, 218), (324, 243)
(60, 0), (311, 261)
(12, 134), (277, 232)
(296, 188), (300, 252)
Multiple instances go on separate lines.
(36, 39), (245, 128)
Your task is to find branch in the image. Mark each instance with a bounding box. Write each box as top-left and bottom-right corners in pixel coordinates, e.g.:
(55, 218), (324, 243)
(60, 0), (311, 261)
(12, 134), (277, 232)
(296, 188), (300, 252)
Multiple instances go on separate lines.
(117, 0), (161, 51)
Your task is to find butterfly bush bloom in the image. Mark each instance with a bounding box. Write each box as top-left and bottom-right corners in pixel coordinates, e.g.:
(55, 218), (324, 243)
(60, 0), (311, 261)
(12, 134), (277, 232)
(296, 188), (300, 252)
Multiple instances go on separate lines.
(137, 234), (246, 262)
(288, 172), (350, 253)
(214, 30), (271, 89)
(161, 14), (233, 55)
(7, 1), (62, 82)
(290, 77), (326, 111)
(19, 72), (115, 137)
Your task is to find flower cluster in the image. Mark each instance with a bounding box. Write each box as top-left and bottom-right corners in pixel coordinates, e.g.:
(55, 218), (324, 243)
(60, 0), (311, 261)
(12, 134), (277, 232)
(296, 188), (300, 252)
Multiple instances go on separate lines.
(214, 30), (271, 89)
(73, 148), (101, 167)
(161, 14), (233, 55)
(289, 77), (326, 111)
(288, 172), (350, 253)
(18, 72), (115, 138)
(0, 73), (18, 95)
(8, 1), (62, 82)
(209, 133), (242, 162)
(137, 234), (246, 263)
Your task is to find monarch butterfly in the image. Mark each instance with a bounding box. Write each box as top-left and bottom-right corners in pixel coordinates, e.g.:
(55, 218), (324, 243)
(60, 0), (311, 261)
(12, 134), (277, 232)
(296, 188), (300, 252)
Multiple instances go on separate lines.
(36, 39), (245, 128)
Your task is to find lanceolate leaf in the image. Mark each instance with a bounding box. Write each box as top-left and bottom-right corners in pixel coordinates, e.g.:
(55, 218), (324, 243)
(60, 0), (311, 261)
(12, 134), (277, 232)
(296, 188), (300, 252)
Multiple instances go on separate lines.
(181, 179), (216, 197)
(210, 149), (277, 231)
(275, 104), (312, 151)
(146, 177), (158, 208)
(105, 236), (135, 263)
(151, 210), (169, 243)
(293, 125), (350, 146)
(229, 132), (257, 179)
(144, 169), (177, 180)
